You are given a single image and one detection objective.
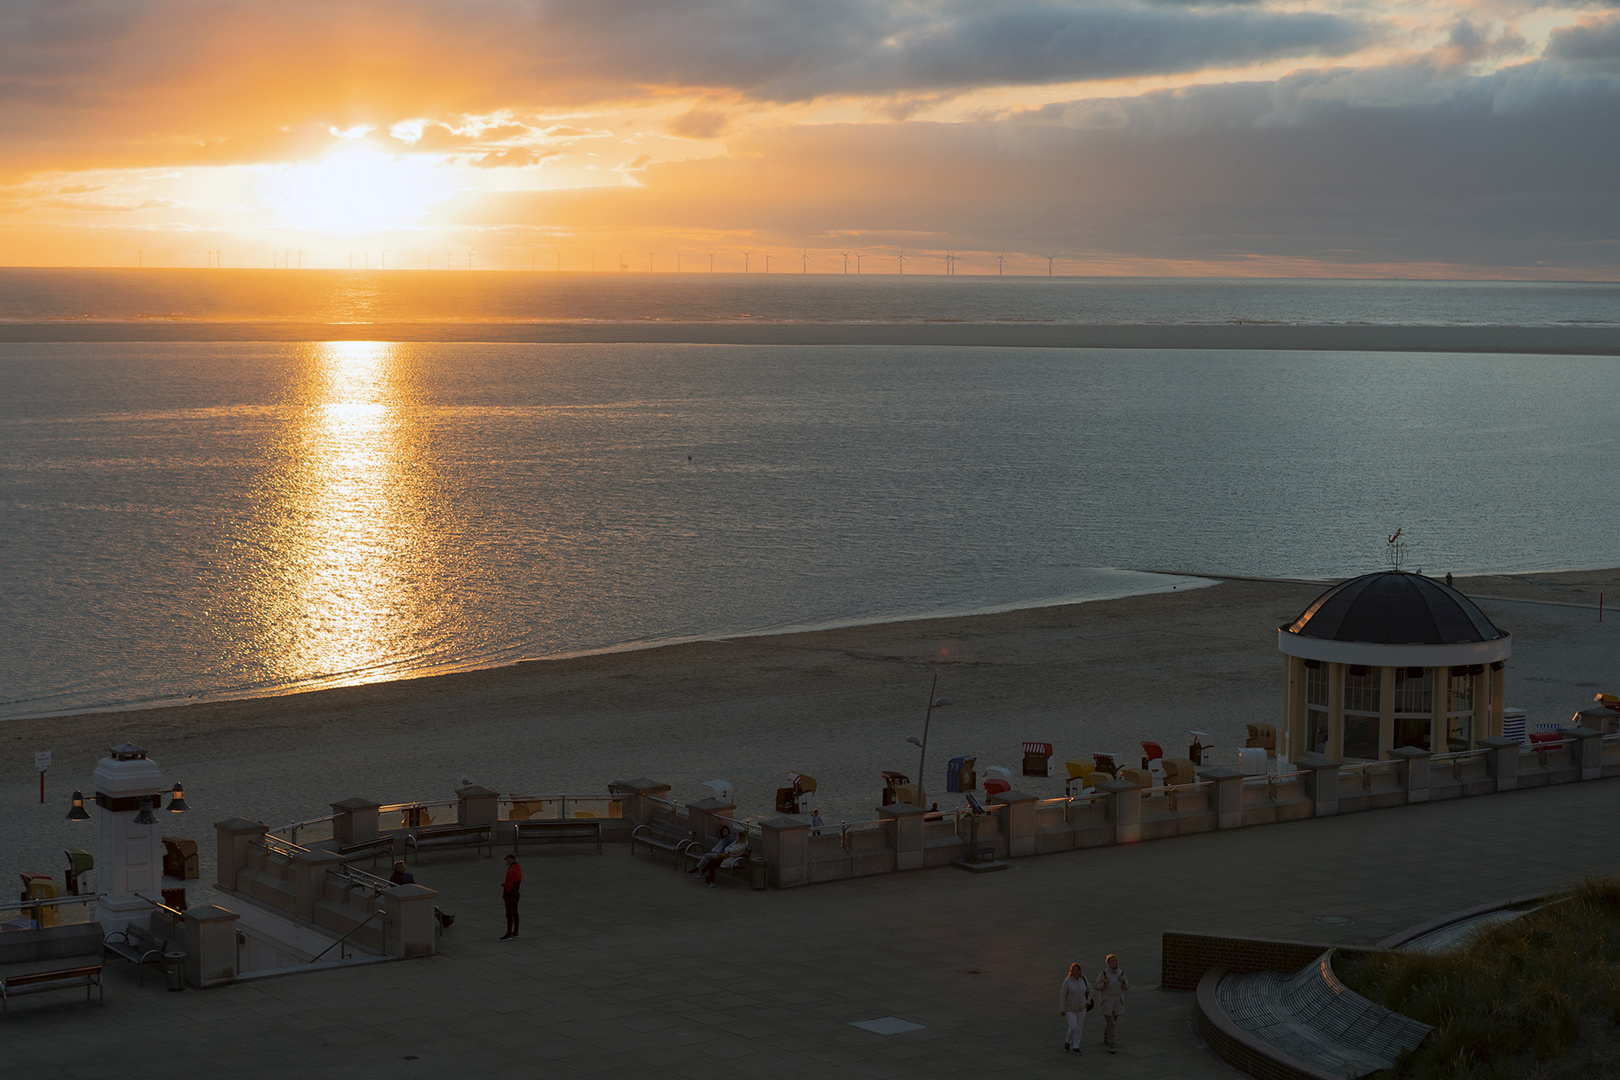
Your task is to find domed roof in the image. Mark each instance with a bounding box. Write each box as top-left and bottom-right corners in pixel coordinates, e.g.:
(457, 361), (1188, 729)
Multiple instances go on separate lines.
(1285, 571), (1506, 646)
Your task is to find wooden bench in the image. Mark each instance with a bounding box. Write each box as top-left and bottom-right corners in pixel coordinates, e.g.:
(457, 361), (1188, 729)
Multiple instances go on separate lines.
(512, 819), (603, 854)
(405, 823), (494, 863)
(630, 821), (700, 861)
(103, 924), (179, 987)
(1, 956), (103, 1014)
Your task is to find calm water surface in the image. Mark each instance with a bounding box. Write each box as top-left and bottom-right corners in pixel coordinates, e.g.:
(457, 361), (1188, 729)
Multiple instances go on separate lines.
(1, 340), (1616, 719)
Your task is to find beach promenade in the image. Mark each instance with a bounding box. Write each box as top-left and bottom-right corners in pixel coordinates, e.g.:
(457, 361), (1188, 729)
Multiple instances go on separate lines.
(5, 774), (1617, 1080)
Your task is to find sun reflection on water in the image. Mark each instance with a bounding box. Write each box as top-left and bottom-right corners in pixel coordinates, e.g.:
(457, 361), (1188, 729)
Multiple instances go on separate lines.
(253, 340), (432, 688)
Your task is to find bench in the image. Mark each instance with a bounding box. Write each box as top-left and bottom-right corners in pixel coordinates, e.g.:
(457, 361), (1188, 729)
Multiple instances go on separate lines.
(405, 823), (494, 863)
(338, 836), (398, 866)
(103, 924), (179, 987)
(512, 819), (602, 854)
(1, 956), (103, 1014)
(630, 821), (700, 861)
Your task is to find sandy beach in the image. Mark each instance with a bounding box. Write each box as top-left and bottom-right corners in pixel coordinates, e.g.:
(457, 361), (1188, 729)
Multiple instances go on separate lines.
(3, 567), (1615, 890)
(3, 321), (1620, 354)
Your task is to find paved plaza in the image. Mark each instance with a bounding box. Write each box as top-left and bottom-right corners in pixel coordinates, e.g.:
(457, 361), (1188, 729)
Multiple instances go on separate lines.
(5, 777), (1618, 1080)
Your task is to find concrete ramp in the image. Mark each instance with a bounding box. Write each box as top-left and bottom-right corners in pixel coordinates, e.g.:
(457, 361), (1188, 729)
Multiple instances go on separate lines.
(1201, 950), (1430, 1080)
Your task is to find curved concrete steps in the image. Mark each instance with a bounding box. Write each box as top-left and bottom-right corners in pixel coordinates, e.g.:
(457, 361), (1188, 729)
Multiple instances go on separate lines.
(1197, 950), (1430, 1080)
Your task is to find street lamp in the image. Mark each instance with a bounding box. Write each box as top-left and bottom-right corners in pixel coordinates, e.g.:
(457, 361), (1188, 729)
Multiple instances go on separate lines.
(907, 674), (953, 807)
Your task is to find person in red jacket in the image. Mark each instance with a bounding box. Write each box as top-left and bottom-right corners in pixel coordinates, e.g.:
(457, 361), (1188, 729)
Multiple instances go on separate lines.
(500, 853), (522, 940)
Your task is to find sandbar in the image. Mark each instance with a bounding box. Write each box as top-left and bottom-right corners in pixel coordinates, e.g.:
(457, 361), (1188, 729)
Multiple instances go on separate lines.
(3, 321), (1620, 354)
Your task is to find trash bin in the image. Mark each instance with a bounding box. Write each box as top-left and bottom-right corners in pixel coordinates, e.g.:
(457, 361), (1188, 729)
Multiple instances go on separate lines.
(749, 857), (768, 891)
(163, 951), (186, 992)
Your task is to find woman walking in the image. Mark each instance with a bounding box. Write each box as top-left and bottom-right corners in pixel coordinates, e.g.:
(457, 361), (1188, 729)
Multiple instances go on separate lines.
(1058, 962), (1092, 1055)
(1094, 953), (1130, 1053)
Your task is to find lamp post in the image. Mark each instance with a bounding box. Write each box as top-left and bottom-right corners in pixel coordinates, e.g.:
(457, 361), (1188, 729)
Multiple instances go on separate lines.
(907, 674), (953, 807)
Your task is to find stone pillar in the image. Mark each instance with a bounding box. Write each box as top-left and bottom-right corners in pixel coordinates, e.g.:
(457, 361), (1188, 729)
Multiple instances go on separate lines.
(611, 778), (673, 826)
(330, 798), (381, 848)
(183, 904), (239, 988)
(758, 816), (810, 888)
(91, 744), (170, 934)
(382, 883), (438, 959)
(1390, 746), (1432, 803)
(878, 803), (927, 870)
(1296, 753), (1339, 817)
(214, 818), (269, 891)
(1480, 736), (1520, 792)
(1100, 779), (1142, 845)
(686, 798), (735, 843)
(455, 784), (500, 827)
(290, 849), (345, 921)
(1567, 725), (1604, 781)
(1198, 766), (1244, 829)
(988, 790), (1040, 857)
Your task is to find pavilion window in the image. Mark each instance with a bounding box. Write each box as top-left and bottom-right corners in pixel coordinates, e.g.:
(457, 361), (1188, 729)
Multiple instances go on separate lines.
(1342, 666), (1381, 760)
(1446, 672), (1475, 750)
(1393, 667), (1433, 752)
(1306, 663), (1330, 753)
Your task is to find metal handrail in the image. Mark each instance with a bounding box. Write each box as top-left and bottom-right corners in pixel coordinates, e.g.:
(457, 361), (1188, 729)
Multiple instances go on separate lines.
(332, 864), (395, 893)
(133, 893), (186, 919)
(309, 908), (384, 964)
(502, 793), (624, 821)
(261, 835), (310, 858)
(0, 893), (99, 915)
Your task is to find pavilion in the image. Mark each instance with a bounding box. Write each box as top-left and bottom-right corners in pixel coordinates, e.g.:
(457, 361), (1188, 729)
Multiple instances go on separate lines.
(1278, 571), (1510, 763)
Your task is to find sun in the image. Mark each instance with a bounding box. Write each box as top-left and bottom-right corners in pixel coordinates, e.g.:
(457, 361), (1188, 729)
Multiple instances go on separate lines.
(271, 144), (451, 234)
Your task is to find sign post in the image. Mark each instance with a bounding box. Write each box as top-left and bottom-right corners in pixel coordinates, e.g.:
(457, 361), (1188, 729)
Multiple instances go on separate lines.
(35, 750), (51, 804)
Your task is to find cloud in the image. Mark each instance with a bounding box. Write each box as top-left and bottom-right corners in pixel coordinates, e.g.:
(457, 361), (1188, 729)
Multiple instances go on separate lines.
(1546, 14), (1620, 69)
(448, 50), (1620, 274)
(667, 107), (731, 139)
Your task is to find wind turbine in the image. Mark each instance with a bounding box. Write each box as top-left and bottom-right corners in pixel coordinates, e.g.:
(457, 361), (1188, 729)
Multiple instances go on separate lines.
(1045, 253), (1057, 276)
(649, 251), (654, 273)
(743, 250), (752, 273)
(616, 251), (626, 271)
(855, 251), (862, 274)
(840, 250), (849, 274)
(708, 251), (716, 273)
(801, 249), (810, 274)
(676, 252), (682, 273)
(997, 252), (1005, 276)
(945, 248), (956, 276)
(764, 252), (772, 273)
(466, 250), (473, 271)
(896, 248), (907, 275)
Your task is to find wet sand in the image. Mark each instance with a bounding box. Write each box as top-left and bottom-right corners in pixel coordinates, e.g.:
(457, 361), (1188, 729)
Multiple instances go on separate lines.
(3, 321), (1620, 354)
(2, 567), (1616, 892)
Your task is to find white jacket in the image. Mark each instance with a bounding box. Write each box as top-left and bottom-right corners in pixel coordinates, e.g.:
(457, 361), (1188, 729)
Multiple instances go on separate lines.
(1058, 975), (1091, 1013)
(1093, 966), (1129, 1016)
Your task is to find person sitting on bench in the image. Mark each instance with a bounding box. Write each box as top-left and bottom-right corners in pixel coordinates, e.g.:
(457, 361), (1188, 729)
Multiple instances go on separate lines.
(688, 827), (740, 886)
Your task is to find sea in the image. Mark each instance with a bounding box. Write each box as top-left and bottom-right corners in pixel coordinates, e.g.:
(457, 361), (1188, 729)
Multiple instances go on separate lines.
(2, 271), (1617, 720)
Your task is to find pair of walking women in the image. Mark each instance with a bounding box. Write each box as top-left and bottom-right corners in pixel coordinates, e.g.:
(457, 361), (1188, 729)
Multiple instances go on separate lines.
(1058, 954), (1129, 1055)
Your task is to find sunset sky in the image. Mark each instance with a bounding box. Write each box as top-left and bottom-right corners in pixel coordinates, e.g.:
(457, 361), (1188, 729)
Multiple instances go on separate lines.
(2, 0), (1617, 276)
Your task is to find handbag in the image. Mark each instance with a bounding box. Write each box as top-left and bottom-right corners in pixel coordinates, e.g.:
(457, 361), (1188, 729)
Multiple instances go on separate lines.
(1086, 997), (1095, 1012)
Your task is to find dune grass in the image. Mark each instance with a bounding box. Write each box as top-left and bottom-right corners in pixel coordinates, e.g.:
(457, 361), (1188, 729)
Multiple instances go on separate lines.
(1337, 877), (1620, 1079)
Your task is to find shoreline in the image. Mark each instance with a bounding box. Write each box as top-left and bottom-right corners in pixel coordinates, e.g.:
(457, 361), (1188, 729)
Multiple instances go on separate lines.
(3, 321), (1620, 354)
(5, 566), (1610, 726)
(1, 571), (1219, 724)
